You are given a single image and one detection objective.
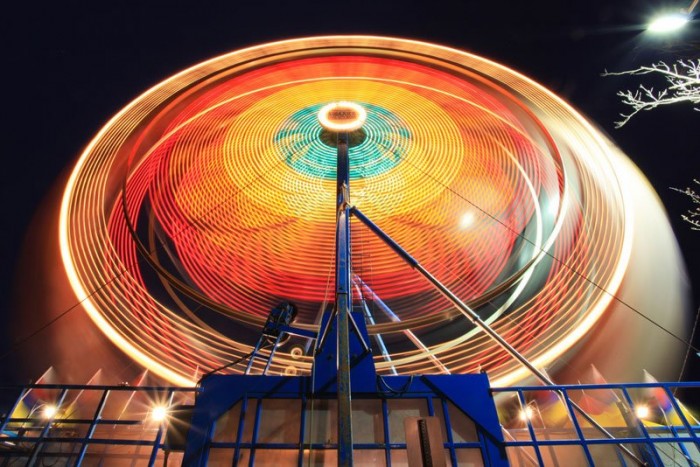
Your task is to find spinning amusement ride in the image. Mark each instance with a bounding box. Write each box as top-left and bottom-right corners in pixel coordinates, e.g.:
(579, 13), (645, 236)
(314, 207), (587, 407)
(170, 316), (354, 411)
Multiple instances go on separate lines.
(10, 35), (687, 466)
(59, 36), (661, 387)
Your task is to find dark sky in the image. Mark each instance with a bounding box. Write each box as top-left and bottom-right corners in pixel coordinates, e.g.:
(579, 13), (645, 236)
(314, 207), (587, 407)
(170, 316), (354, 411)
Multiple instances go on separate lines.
(2, 0), (699, 383)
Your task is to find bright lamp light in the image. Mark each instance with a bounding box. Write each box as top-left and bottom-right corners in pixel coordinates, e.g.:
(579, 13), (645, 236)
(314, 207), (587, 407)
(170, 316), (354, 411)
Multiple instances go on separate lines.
(150, 405), (168, 422)
(635, 405), (650, 419)
(519, 406), (534, 421)
(42, 405), (58, 419)
(648, 13), (689, 33)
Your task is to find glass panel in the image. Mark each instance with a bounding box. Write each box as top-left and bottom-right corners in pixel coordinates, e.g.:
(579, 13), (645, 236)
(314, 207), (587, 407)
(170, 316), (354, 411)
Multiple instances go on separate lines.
(258, 399), (301, 443)
(588, 443), (633, 466)
(303, 448), (337, 465)
(455, 448), (484, 466)
(446, 401), (479, 442)
(241, 399), (259, 442)
(432, 400), (449, 443)
(354, 449), (387, 466)
(682, 441), (700, 464)
(253, 449), (299, 465)
(98, 389), (136, 419)
(305, 399), (337, 444)
(101, 389), (152, 422)
(567, 388), (628, 439)
(207, 447), (235, 466)
(623, 385), (684, 429)
(81, 442), (154, 466)
(387, 399), (429, 443)
(446, 449), (454, 467)
(83, 442), (109, 466)
(520, 390), (577, 441)
(30, 442), (76, 466)
(496, 392), (533, 444)
(212, 401), (241, 443)
(58, 419), (93, 438)
(352, 399), (384, 444)
(536, 444), (587, 466)
(390, 448), (409, 466)
(63, 388), (105, 422)
(655, 442), (690, 465)
(505, 446), (539, 467)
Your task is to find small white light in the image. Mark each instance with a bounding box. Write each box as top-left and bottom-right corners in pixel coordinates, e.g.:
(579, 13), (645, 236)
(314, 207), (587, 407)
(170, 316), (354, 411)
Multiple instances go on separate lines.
(635, 405), (650, 419)
(519, 406), (534, 421)
(648, 13), (689, 33)
(459, 211), (476, 229)
(151, 405), (168, 422)
(42, 405), (58, 419)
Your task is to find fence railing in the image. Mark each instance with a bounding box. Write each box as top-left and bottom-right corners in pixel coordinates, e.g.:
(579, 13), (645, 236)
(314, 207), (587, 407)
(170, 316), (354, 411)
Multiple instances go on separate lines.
(1, 381), (698, 466)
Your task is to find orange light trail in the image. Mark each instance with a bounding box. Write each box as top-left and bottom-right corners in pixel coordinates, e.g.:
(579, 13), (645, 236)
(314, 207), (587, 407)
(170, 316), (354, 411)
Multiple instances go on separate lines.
(59, 36), (645, 386)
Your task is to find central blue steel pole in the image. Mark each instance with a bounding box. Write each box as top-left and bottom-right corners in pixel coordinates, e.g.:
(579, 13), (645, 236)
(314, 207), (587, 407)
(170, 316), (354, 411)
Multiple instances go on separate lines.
(336, 131), (353, 467)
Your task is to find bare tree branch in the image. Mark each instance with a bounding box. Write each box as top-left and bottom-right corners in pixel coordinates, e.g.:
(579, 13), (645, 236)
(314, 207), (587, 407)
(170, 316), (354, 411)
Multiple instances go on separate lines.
(602, 59), (700, 128)
(671, 180), (700, 231)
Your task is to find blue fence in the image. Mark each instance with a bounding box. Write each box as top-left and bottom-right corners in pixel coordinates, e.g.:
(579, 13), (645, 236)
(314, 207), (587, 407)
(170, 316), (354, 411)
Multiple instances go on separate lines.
(0, 380), (698, 465)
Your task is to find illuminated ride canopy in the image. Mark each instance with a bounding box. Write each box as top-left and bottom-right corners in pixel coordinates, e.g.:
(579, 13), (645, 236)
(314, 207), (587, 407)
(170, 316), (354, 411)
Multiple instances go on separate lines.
(60, 36), (653, 387)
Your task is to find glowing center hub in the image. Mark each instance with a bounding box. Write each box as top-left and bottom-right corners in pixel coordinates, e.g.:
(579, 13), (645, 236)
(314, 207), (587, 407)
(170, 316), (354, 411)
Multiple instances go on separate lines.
(317, 101), (367, 131)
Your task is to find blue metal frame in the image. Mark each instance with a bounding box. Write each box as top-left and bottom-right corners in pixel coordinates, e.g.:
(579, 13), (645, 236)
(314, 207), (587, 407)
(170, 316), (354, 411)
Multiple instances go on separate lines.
(182, 373), (507, 466)
(1, 380), (699, 465)
(493, 382), (700, 466)
(180, 309), (507, 465)
(0, 384), (195, 466)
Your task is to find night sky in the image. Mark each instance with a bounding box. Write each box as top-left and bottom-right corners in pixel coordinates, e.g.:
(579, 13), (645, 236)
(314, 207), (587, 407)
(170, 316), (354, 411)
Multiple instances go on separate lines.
(2, 1), (700, 384)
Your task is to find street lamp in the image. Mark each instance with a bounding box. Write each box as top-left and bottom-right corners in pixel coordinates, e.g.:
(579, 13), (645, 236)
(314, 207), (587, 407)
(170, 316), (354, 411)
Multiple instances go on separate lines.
(648, 12), (690, 33)
(647, 0), (696, 33)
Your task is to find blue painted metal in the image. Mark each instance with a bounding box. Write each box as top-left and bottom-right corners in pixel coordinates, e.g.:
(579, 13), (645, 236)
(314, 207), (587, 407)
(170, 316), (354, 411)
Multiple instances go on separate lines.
(669, 425), (695, 466)
(74, 388), (110, 465)
(440, 397), (459, 466)
(245, 301), (309, 375)
(336, 130), (354, 467)
(2, 380), (700, 465)
(0, 387), (26, 435)
(27, 387), (68, 465)
(298, 394), (307, 467)
(619, 386), (664, 466)
(666, 385), (700, 444)
(313, 311), (376, 394)
(516, 389), (545, 466)
(183, 375), (307, 464)
(381, 398), (391, 465)
(148, 389), (174, 466)
(559, 387), (596, 466)
(233, 394), (249, 465)
(353, 279), (397, 374)
(248, 394), (264, 466)
(422, 374), (508, 466)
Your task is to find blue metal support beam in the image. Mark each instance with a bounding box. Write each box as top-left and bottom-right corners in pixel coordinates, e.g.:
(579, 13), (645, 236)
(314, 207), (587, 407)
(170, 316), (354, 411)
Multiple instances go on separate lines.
(350, 206), (647, 466)
(335, 130), (353, 467)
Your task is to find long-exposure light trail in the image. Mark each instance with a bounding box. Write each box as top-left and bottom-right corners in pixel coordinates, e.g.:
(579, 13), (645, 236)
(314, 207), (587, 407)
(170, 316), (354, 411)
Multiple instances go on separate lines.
(59, 36), (675, 386)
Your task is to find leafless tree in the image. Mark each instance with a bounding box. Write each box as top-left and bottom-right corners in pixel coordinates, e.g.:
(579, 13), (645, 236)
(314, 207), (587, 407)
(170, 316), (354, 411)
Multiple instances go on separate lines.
(603, 59), (700, 128)
(671, 180), (700, 230)
(605, 59), (700, 229)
